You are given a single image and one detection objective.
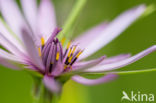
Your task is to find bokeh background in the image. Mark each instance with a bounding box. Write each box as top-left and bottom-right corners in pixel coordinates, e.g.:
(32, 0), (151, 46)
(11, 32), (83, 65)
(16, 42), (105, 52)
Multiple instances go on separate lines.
(0, 0), (156, 103)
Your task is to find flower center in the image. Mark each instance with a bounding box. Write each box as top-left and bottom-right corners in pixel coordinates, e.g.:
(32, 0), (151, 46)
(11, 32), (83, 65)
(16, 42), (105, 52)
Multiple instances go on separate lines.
(38, 28), (83, 74)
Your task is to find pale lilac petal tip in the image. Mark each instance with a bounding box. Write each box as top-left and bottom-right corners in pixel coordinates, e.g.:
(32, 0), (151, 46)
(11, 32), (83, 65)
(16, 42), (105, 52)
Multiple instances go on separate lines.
(73, 22), (108, 49)
(43, 75), (61, 94)
(0, 20), (25, 53)
(21, 0), (37, 34)
(100, 54), (131, 65)
(0, 0), (28, 38)
(80, 4), (146, 60)
(72, 74), (118, 85)
(37, 0), (57, 40)
(85, 45), (156, 73)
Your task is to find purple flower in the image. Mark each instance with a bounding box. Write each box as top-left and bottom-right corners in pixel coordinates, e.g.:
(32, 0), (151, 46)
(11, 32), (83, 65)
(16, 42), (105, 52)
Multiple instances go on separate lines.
(0, 0), (155, 94)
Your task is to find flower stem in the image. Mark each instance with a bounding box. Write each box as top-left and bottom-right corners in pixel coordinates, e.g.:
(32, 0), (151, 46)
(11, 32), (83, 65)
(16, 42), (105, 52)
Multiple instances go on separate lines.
(58, 0), (87, 40)
(84, 68), (156, 75)
(31, 77), (44, 103)
(109, 68), (156, 75)
(141, 4), (156, 19)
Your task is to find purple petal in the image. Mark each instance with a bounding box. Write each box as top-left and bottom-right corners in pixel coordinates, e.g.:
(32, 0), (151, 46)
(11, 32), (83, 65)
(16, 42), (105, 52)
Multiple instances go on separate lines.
(0, 20), (25, 53)
(100, 54), (131, 65)
(42, 44), (51, 65)
(85, 45), (156, 72)
(51, 62), (64, 76)
(72, 74), (118, 85)
(21, 0), (38, 35)
(37, 0), (57, 40)
(0, 32), (23, 56)
(0, 57), (20, 70)
(79, 5), (146, 60)
(51, 43), (64, 76)
(72, 56), (106, 71)
(0, 48), (21, 62)
(45, 28), (62, 45)
(0, 0), (28, 38)
(45, 43), (54, 71)
(21, 29), (45, 71)
(73, 22), (108, 49)
(43, 75), (61, 93)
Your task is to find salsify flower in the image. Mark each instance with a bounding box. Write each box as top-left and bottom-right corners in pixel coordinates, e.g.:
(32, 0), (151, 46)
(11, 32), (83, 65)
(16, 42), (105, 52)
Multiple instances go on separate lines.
(0, 0), (156, 95)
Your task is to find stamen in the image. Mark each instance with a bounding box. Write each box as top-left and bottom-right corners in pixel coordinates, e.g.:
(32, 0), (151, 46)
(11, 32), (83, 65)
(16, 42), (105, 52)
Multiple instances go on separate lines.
(67, 41), (71, 49)
(67, 46), (77, 64)
(67, 47), (72, 57)
(76, 50), (83, 58)
(64, 64), (68, 70)
(58, 42), (63, 61)
(70, 50), (83, 66)
(63, 41), (71, 57)
(41, 37), (45, 46)
(42, 44), (51, 65)
(61, 37), (66, 45)
(56, 52), (60, 61)
(39, 29), (84, 74)
(71, 45), (77, 56)
(38, 47), (42, 57)
(64, 47), (72, 64)
(49, 62), (53, 73)
(68, 56), (73, 63)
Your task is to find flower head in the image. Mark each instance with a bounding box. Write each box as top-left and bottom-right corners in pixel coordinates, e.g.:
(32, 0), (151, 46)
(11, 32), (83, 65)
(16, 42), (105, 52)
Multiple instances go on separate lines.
(0, 0), (156, 94)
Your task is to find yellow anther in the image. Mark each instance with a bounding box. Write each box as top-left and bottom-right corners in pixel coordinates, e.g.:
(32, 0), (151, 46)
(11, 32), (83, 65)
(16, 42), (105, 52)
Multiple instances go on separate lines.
(76, 51), (83, 58)
(67, 41), (71, 49)
(61, 37), (66, 45)
(38, 47), (42, 57)
(56, 52), (60, 60)
(68, 56), (73, 63)
(50, 62), (53, 64)
(41, 37), (45, 46)
(64, 65), (68, 70)
(67, 48), (72, 57)
(71, 46), (77, 55)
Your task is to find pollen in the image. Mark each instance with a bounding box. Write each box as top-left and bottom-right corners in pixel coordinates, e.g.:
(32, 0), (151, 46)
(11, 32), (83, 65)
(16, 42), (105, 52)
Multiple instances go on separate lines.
(68, 56), (73, 63)
(56, 52), (60, 61)
(41, 37), (45, 46)
(67, 41), (71, 49)
(76, 50), (83, 58)
(67, 48), (72, 57)
(64, 64), (68, 70)
(38, 47), (42, 57)
(71, 45), (77, 55)
(64, 46), (83, 70)
(61, 37), (66, 45)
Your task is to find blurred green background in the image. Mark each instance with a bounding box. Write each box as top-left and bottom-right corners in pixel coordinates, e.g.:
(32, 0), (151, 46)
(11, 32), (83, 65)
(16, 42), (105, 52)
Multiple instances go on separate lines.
(0, 0), (156, 103)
